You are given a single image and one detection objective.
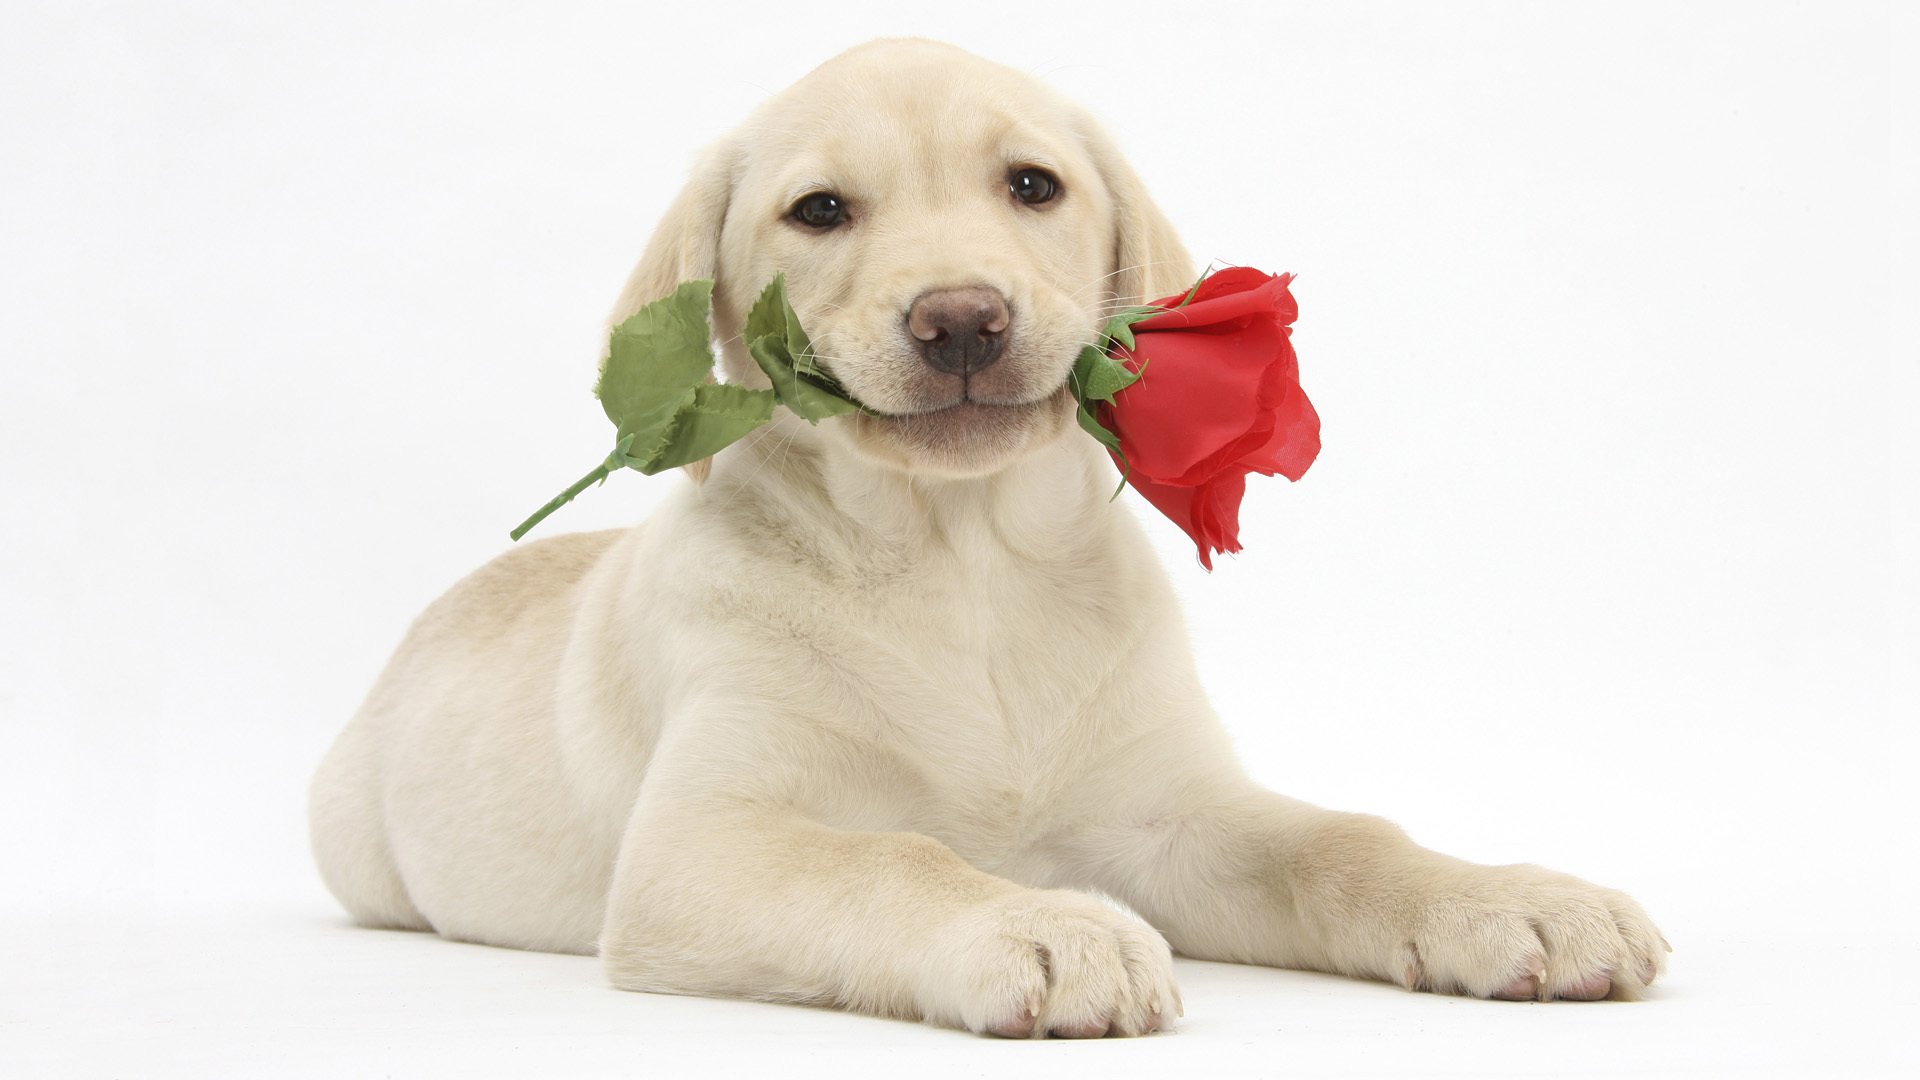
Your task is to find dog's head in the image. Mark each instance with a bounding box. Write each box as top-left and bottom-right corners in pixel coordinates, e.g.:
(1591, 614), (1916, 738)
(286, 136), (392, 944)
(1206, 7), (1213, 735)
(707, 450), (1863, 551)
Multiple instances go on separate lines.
(609, 38), (1195, 478)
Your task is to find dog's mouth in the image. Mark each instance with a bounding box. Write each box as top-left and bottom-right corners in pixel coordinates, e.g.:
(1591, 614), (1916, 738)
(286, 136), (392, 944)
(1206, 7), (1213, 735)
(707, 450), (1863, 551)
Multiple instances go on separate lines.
(806, 326), (1081, 469)
(851, 383), (1072, 465)
(867, 383), (1066, 419)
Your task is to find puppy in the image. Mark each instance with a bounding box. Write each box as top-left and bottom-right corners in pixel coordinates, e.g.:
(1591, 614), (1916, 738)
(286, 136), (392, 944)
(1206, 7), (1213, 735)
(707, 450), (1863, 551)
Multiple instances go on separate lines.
(309, 38), (1666, 1037)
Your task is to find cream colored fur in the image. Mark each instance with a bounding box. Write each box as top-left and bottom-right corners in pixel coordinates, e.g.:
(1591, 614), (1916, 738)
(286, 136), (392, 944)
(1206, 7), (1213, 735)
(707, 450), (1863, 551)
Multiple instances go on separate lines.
(309, 39), (1666, 1038)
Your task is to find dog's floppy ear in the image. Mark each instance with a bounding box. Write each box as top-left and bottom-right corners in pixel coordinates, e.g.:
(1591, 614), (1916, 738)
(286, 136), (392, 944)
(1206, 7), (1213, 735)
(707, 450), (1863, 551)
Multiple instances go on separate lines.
(1077, 111), (1197, 307)
(607, 139), (737, 327)
(602, 139), (738, 483)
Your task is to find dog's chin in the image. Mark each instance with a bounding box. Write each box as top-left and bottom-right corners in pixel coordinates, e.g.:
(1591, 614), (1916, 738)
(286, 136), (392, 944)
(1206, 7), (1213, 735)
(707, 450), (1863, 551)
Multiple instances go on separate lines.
(848, 386), (1074, 478)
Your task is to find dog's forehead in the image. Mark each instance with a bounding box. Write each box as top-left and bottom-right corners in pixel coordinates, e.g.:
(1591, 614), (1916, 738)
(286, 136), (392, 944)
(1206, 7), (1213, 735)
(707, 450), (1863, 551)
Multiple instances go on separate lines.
(741, 44), (1086, 196)
(757, 114), (1064, 197)
(787, 37), (1049, 113)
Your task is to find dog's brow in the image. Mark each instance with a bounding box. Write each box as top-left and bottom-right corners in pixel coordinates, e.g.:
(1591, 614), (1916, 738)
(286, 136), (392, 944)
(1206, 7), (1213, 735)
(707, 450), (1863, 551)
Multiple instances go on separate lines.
(781, 178), (839, 204)
(1004, 151), (1060, 171)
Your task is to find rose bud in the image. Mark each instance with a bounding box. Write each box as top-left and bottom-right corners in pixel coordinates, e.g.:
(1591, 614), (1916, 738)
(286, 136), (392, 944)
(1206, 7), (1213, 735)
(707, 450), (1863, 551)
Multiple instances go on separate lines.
(1098, 268), (1321, 568)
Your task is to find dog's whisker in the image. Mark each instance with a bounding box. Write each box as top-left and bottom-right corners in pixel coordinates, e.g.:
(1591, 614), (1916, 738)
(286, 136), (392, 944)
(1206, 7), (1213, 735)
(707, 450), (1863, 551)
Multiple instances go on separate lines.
(1066, 264), (1147, 303)
(1071, 263), (1142, 290)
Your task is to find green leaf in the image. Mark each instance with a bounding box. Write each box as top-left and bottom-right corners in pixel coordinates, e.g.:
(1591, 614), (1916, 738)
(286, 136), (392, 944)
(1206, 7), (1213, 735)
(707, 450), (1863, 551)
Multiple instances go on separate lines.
(741, 273), (788, 349)
(748, 339), (862, 421)
(516, 276), (859, 540)
(596, 279), (718, 430)
(645, 382), (777, 472)
(1074, 401), (1132, 501)
(1075, 400), (1121, 452)
(1100, 305), (1162, 351)
(745, 274), (866, 422)
(612, 385), (698, 472)
(1071, 343), (1140, 405)
(585, 278), (735, 476)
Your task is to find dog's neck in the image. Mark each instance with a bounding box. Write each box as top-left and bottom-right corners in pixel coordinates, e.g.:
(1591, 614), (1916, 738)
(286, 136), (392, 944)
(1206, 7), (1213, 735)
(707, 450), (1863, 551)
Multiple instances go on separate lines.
(699, 411), (1131, 578)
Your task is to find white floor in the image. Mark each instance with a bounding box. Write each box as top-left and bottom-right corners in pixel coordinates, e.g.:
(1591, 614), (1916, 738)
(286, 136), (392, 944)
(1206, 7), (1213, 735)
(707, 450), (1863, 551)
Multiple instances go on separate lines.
(4, 903), (1909, 1079)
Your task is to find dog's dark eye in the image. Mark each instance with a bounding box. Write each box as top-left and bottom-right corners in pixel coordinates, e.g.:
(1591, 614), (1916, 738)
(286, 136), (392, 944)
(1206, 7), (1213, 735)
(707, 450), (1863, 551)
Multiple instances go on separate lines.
(791, 192), (848, 229)
(1009, 167), (1060, 206)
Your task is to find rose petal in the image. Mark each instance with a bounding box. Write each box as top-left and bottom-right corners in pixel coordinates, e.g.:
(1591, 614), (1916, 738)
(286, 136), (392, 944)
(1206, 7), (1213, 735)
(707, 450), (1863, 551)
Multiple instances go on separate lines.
(1131, 269), (1296, 332)
(1107, 316), (1292, 480)
(1193, 471), (1248, 565)
(1119, 466), (1251, 570)
(1238, 380), (1321, 482)
(1173, 330), (1307, 486)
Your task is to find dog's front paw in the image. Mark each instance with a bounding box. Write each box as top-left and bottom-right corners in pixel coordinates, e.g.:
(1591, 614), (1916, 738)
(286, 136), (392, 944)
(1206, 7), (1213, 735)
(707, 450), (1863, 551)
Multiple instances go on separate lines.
(1398, 863), (1669, 1002)
(918, 889), (1180, 1038)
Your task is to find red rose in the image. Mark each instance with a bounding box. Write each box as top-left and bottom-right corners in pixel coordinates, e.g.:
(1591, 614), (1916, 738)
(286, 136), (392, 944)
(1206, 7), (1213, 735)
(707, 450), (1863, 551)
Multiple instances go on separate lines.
(1097, 268), (1320, 569)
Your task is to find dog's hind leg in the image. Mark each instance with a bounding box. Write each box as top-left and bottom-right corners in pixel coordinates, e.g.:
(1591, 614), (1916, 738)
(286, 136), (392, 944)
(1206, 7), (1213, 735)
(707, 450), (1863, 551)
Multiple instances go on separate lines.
(308, 717), (429, 932)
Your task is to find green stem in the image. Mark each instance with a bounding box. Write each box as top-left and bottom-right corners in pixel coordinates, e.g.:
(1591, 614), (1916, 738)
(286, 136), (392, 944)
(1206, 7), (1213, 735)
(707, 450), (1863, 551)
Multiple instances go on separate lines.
(509, 461), (611, 542)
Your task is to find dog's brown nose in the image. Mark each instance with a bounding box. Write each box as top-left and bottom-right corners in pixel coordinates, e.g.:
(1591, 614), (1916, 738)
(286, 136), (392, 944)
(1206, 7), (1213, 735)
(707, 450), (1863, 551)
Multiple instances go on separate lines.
(907, 287), (1010, 376)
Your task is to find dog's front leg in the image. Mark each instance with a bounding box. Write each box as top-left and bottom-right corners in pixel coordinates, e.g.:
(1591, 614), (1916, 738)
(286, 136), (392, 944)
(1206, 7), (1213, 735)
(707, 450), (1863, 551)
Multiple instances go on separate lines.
(1059, 780), (1668, 1002)
(600, 803), (1179, 1037)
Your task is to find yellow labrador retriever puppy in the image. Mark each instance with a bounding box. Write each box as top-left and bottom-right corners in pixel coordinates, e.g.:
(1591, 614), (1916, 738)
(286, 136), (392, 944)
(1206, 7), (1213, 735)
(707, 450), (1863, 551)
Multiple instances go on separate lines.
(309, 38), (1666, 1038)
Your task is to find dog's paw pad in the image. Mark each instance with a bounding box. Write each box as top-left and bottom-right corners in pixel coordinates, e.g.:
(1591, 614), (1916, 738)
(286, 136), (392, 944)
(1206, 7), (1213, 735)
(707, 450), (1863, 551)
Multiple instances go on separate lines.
(1049, 1017), (1111, 1039)
(1556, 971), (1613, 1001)
(984, 1006), (1038, 1039)
(1490, 971), (1543, 1001)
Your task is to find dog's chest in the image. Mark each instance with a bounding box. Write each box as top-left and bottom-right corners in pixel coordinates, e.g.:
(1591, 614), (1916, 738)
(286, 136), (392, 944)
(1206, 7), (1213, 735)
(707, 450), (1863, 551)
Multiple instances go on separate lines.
(826, 544), (1139, 860)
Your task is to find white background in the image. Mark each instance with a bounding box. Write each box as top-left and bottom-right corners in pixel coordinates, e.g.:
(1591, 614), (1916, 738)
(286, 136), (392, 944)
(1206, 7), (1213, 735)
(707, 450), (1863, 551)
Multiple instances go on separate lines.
(2, 1), (1911, 1076)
